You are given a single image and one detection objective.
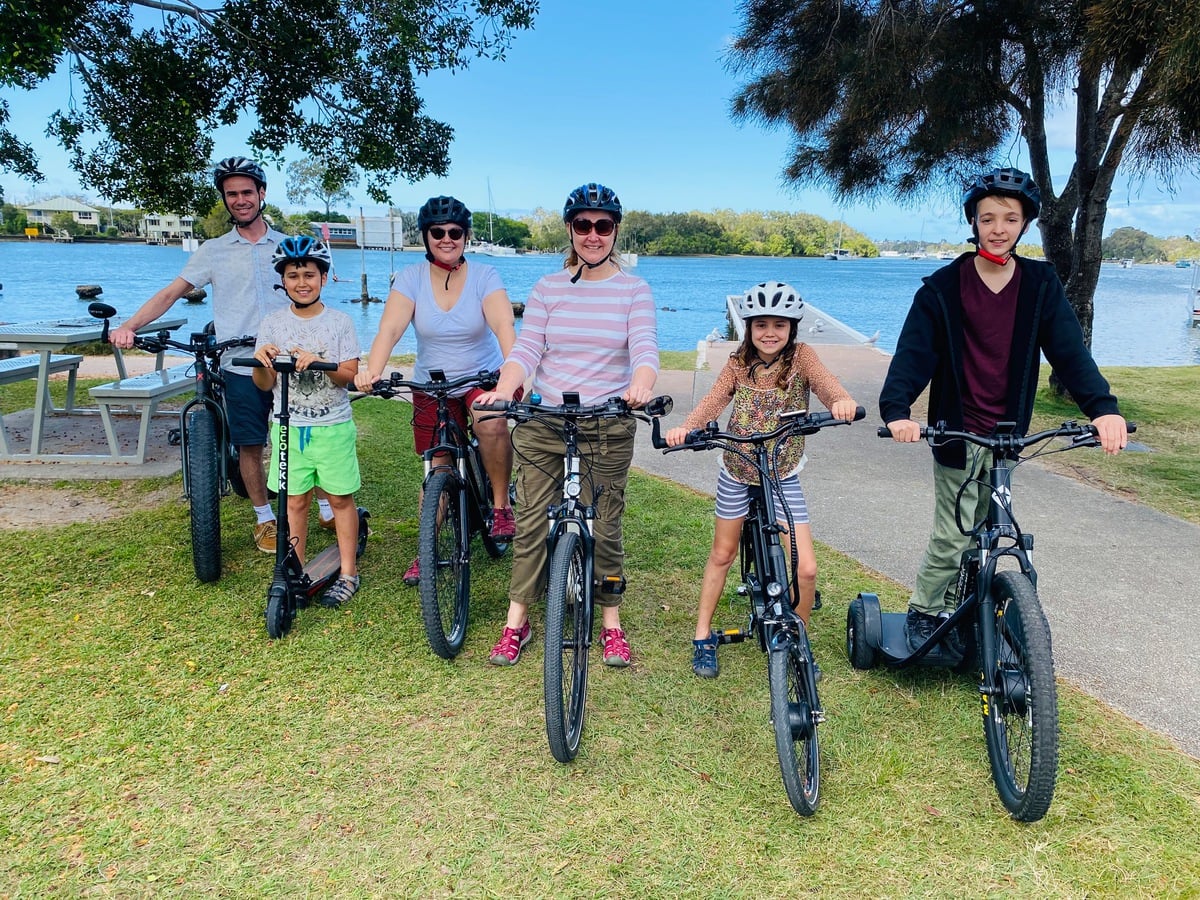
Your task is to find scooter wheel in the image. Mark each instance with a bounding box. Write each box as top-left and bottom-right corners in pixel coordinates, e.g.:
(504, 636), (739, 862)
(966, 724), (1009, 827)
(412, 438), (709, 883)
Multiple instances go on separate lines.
(846, 596), (878, 670)
(265, 582), (293, 639)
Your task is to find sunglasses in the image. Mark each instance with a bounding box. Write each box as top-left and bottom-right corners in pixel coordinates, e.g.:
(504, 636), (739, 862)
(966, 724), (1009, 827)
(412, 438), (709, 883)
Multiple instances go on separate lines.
(428, 226), (464, 240)
(570, 218), (616, 236)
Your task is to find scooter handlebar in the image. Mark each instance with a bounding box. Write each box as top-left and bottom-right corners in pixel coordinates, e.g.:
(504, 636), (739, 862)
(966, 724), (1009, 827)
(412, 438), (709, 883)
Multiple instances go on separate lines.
(231, 355), (338, 373)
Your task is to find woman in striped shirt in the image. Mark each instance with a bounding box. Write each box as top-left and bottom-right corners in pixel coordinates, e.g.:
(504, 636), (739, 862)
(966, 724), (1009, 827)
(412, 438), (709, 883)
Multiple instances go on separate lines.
(476, 183), (659, 668)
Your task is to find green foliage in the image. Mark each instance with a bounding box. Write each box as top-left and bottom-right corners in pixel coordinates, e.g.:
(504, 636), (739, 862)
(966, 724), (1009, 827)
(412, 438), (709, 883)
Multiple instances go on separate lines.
(48, 210), (81, 235)
(1102, 226), (1164, 262)
(285, 158), (356, 217)
(727, 0), (1200, 344)
(471, 212), (531, 248)
(1, 1), (538, 213)
(0, 202), (29, 234)
(520, 207), (877, 258)
(305, 209), (350, 224)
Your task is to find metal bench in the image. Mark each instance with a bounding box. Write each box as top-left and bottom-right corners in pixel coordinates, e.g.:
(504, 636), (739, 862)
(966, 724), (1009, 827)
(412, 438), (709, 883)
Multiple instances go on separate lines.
(88, 364), (195, 463)
(0, 354), (83, 454)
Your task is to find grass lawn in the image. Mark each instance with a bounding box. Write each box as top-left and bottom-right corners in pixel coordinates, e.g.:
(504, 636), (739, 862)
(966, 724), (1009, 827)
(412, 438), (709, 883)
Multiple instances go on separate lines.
(3, 373), (1200, 897)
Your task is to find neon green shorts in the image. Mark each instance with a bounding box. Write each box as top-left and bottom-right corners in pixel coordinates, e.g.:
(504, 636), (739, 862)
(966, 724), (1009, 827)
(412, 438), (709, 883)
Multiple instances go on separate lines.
(269, 419), (361, 496)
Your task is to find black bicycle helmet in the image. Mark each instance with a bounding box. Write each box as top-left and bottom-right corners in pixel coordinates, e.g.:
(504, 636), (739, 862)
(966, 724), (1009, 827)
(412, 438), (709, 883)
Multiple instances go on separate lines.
(563, 183), (622, 223)
(272, 235), (333, 274)
(736, 281), (805, 321)
(417, 195), (472, 232)
(213, 156), (267, 191)
(962, 167), (1041, 222)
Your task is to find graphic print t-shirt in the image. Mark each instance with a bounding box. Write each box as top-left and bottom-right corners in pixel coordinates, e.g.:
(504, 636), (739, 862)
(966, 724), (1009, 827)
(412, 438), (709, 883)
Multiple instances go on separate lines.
(256, 307), (359, 425)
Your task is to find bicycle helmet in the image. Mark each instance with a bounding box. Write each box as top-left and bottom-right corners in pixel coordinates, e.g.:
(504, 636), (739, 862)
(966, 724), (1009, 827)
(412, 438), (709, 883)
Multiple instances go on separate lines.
(563, 183), (622, 223)
(736, 281), (805, 321)
(272, 235), (333, 274)
(417, 195), (472, 232)
(213, 156), (267, 191)
(962, 167), (1041, 222)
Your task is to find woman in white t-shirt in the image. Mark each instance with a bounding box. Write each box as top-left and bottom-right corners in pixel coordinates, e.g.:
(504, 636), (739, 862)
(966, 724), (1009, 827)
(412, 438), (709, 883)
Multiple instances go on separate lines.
(355, 196), (518, 585)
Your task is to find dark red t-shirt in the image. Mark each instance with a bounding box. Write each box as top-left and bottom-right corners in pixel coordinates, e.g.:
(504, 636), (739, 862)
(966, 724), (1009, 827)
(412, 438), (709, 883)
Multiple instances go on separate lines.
(959, 261), (1021, 434)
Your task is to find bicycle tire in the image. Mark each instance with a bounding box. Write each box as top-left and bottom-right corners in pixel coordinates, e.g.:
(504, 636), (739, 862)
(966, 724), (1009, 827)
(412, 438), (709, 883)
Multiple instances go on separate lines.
(768, 636), (821, 815)
(265, 579), (292, 639)
(418, 470), (469, 659)
(186, 406), (222, 583)
(544, 530), (590, 763)
(981, 570), (1058, 822)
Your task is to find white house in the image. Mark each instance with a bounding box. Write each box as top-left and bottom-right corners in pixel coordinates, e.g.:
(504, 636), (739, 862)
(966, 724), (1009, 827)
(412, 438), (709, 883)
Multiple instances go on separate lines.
(143, 213), (195, 243)
(20, 197), (102, 233)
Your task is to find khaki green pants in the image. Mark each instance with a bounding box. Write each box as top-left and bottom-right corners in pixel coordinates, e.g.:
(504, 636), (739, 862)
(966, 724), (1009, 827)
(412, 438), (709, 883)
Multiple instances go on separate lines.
(910, 453), (999, 615)
(508, 416), (638, 609)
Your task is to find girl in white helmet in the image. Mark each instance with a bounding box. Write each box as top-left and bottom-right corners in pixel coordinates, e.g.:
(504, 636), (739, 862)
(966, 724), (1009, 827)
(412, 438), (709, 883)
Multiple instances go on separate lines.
(665, 281), (858, 678)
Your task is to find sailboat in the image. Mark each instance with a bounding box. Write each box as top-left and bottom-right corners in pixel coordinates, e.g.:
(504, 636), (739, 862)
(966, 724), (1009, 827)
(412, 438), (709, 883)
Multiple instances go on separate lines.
(471, 178), (517, 257)
(823, 221), (854, 259)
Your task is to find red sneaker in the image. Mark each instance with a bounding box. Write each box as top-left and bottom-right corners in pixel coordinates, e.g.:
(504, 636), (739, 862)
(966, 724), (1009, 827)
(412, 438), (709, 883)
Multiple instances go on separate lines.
(489, 620), (532, 666)
(601, 627), (631, 667)
(403, 557), (419, 586)
(489, 506), (516, 539)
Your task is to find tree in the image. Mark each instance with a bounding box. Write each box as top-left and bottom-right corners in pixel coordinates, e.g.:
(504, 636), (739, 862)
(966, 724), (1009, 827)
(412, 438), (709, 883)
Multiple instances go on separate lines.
(1, 0), (538, 214)
(286, 159), (355, 218)
(49, 210), (82, 236)
(1102, 227), (1162, 262)
(728, 0), (1200, 348)
(471, 212), (529, 248)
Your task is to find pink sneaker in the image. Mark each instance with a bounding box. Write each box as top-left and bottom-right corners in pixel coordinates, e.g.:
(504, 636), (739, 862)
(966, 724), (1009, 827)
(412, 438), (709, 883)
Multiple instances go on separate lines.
(601, 627), (631, 667)
(402, 557), (419, 586)
(490, 506), (516, 539)
(489, 620), (532, 666)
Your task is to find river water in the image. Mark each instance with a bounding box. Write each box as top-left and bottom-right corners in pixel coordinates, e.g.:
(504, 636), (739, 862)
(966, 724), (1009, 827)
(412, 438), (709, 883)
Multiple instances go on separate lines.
(2, 241), (1197, 365)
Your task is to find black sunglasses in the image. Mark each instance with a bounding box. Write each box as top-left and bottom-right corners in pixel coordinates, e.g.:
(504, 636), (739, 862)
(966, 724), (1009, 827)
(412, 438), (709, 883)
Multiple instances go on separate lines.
(428, 226), (464, 240)
(570, 218), (616, 236)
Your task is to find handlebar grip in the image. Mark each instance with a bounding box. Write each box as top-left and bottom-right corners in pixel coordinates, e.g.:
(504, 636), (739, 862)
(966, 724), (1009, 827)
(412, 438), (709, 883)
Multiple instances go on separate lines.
(231, 357), (257, 368)
(230, 356), (338, 372)
(852, 405), (866, 422)
(651, 417), (667, 449)
(473, 400), (511, 412)
(877, 426), (892, 438)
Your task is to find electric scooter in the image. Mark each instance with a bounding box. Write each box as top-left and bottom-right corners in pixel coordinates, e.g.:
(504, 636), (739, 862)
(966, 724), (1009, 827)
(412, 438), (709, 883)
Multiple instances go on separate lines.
(234, 355), (370, 639)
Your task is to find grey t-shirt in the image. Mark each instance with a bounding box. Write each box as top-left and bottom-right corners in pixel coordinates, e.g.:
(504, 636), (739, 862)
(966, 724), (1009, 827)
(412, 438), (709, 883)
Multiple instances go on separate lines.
(256, 306), (360, 425)
(179, 227), (288, 373)
(392, 261), (506, 395)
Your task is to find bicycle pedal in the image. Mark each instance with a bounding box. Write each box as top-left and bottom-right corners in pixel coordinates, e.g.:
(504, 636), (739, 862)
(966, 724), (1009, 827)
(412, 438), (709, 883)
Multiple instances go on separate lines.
(716, 628), (748, 645)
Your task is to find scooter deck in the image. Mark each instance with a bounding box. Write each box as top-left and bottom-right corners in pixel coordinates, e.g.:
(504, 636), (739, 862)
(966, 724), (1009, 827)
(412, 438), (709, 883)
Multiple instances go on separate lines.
(876, 611), (962, 668)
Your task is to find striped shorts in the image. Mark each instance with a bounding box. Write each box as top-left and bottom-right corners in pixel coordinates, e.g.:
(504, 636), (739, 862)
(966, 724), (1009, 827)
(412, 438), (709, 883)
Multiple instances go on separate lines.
(715, 466), (809, 523)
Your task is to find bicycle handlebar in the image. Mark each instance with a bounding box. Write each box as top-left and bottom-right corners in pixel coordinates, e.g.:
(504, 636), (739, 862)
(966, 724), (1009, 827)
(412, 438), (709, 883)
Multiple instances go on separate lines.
(476, 393), (673, 424)
(653, 405), (866, 451)
(87, 300), (253, 358)
(876, 419), (1137, 451)
(367, 368), (499, 399)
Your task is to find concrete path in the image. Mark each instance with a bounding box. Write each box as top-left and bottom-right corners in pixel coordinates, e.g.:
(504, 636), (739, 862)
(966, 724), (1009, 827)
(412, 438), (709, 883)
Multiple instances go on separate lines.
(639, 304), (1200, 759)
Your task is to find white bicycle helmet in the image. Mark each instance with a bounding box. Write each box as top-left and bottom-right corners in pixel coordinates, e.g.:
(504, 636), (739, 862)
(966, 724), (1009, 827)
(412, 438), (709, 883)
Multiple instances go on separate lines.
(736, 281), (805, 321)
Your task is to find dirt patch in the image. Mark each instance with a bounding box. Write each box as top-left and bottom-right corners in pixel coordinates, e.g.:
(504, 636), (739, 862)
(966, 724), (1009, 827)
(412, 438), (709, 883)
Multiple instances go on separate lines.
(0, 483), (179, 530)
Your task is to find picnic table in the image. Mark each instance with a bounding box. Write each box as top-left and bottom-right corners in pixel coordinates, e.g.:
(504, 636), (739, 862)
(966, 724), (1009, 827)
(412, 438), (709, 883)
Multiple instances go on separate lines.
(0, 314), (186, 460)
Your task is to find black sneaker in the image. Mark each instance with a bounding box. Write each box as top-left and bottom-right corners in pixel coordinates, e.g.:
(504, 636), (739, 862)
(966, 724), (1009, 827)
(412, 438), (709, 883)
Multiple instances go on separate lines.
(938, 612), (965, 660)
(692, 633), (719, 678)
(904, 607), (940, 654)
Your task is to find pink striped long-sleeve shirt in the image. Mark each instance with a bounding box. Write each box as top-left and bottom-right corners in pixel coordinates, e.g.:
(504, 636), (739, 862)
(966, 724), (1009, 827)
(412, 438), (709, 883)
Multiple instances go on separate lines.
(508, 269), (659, 405)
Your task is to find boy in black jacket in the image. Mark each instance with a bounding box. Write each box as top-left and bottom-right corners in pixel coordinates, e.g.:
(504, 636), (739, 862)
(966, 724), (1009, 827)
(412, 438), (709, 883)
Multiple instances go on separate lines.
(879, 167), (1128, 654)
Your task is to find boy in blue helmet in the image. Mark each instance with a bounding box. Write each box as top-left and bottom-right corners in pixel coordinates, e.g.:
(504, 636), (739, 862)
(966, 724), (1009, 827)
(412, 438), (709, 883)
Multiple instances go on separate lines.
(879, 167), (1128, 655)
(252, 236), (363, 608)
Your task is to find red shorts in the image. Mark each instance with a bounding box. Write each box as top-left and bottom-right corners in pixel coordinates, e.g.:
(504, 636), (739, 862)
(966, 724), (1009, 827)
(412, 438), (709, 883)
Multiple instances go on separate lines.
(411, 385), (523, 455)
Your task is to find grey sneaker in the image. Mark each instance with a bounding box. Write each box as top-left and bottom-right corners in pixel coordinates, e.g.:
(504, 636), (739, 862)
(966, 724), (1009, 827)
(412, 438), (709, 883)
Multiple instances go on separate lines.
(320, 574), (359, 609)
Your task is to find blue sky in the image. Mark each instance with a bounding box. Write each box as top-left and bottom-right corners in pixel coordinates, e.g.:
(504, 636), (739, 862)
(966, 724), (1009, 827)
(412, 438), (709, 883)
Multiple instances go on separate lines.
(2, 1), (1197, 241)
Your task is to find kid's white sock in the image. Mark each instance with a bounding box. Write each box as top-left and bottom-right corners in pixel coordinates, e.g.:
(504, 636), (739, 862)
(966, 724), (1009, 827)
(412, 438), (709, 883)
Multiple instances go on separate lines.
(254, 504), (275, 524)
(317, 497), (333, 519)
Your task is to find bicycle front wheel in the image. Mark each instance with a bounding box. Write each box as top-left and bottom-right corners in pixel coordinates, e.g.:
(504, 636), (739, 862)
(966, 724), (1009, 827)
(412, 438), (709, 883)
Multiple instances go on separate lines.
(981, 570), (1058, 822)
(418, 470), (469, 659)
(768, 634), (821, 816)
(186, 406), (222, 583)
(544, 530), (591, 763)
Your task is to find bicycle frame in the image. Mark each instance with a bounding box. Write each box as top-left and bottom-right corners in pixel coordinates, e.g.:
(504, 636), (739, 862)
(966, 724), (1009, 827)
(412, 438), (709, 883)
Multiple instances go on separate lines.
(176, 335), (246, 498)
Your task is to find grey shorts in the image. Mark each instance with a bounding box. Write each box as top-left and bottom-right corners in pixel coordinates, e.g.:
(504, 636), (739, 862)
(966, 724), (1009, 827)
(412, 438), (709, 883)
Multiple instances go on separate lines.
(715, 467), (809, 524)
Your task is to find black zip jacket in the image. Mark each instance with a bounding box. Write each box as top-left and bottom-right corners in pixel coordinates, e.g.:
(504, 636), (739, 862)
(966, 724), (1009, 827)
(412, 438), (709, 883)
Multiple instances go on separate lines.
(878, 254), (1119, 469)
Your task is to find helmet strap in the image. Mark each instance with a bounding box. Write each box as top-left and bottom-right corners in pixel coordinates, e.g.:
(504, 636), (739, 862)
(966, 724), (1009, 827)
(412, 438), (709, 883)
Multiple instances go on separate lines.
(976, 246), (1012, 266)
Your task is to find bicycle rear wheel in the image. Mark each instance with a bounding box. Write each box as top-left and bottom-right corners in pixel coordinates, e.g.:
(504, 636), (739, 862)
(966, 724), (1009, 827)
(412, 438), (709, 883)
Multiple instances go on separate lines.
(544, 530), (591, 763)
(418, 470), (469, 659)
(186, 406), (222, 583)
(768, 632), (821, 816)
(981, 570), (1058, 822)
